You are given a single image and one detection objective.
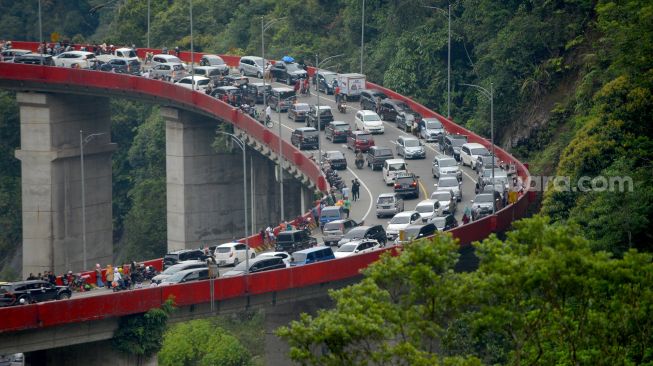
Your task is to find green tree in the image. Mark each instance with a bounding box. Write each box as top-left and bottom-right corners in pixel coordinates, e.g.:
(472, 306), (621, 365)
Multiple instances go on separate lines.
(278, 216), (653, 365)
(158, 318), (253, 366)
(0, 91), (21, 275)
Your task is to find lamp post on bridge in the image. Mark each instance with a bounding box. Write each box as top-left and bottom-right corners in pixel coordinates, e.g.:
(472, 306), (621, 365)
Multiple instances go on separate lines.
(422, 3), (452, 119)
(460, 82), (495, 214)
(80, 130), (106, 271)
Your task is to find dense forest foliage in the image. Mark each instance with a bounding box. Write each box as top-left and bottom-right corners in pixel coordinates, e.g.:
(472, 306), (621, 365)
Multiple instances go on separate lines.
(0, 0), (650, 276)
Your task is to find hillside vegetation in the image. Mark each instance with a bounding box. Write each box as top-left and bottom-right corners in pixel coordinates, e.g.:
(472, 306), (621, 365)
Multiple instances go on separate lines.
(0, 0), (650, 276)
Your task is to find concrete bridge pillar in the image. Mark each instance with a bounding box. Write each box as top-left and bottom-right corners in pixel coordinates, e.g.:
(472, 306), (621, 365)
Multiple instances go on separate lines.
(14, 92), (115, 277)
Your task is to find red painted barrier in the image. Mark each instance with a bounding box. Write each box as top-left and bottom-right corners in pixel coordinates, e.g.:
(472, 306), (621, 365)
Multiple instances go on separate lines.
(0, 43), (532, 335)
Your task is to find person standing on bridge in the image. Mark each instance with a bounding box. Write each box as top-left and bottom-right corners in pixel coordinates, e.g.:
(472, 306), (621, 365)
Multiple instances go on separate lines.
(95, 264), (104, 288)
(105, 265), (113, 290)
(351, 179), (360, 201)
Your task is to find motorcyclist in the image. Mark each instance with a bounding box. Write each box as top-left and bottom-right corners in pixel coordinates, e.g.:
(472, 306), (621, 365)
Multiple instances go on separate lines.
(265, 105), (272, 124)
(355, 149), (364, 167)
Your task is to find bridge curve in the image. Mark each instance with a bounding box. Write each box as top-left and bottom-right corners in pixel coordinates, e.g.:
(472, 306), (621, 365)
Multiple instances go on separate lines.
(0, 46), (534, 340)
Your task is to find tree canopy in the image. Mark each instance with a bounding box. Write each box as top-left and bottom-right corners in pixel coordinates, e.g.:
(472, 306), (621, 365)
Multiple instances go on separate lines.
(278, 216), (653, 365)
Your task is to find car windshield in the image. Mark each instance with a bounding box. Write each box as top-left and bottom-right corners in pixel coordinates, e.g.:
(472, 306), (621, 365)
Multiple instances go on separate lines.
(404, 139), (420, 147)
(172, 64), (185, 71)
(390, 215), (411, 224)
(197, 79), (210, 85)
(337, 244), (357, 252)
(363, 114), (381, 122)
(404, 227), (422, 237)
(334, 124), (350, 131)
(279, 91), (295, 99)
(162, 265), (185, 275)
(292, 252), (307, 262)
(431, 192), (451, 201)
(376, 148), (392, 156)
(439, 159), (457, 167)
(303, 130), (319, 138)
(343, 228), (366, 239)
(162, 271), (186, 283)
(295, 104), (310, 111)
(167, 56), (182, 63)
(327, 152), (344, 159)
(323, 73), (337, 84)
(396, 177), (415, 184)
(209, 56), (225, 65)
(164, 254), (179, 261)
(471, 147), (489, 156)
(357, 134), (372, 141)
(425, 120), (442, 129)
(216, 247), (232, 254)
(432, 217), (446, 229)
(388, 163), (405, 171)
(286, 63), (302, 72)
(439, 178), (458, 187)
(475, 194), (494, 203)
(377, 196), (394, 204)
(323, 222), (341, 231)
(319, 109), (332, 116)
(416, 205), (433, 213)
(452, 139), (465, 147)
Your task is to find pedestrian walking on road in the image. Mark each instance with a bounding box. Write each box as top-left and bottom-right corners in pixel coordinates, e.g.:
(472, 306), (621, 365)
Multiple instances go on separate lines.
(352, 179), (361, 201)
(343, 198), (351, 218)
(341, 184), (350, 200)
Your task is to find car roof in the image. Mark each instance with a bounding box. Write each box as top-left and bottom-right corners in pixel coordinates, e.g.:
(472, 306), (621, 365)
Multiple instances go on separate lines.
(272, 87), (294, 92)
(405, 223), (435, 230)
(432, 189), (453, 197)
(154, 54), (181, 59)
(59, 50), (95, 56)
(293, 246), (332, 254)
(278, 229), (303, 234)
(329, 120), (349, 126)
(241, 55), (263, 60)
(422, 117), (442, 122)
(399, 136), (419, 141)
(385, 158), (406, 164)
(378, 192), (398, 198)
(359, 110), (379, 115)
(475, 193), (495, 199)
(217, 242), (241, 248)
(296, 127), (317, 132)
(194, 65), (219, 70)
(202, 54), (223, 59)
(179, 76), (210, 81)
(416, 199), (436, 206)
(216, 86), (239, 90)
(438, 176), (458, 182)
(435, 156), (456, 162)
(462, 142), (486, 149)
(167, 249), (200, 254)
(293, 103), (310, 108)
(174, 267), (207, 275)
(352, 130), (372, 135)
(394, 210), (418, 217)
(314, 105), (332, 110)
(258, 251), (289, 257)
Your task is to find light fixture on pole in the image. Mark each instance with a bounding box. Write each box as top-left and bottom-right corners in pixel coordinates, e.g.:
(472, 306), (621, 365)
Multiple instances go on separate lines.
(423, 3), (452, 119)
(80, 130), (106, 271)
(315, 53), (344, 162)
(460, 82), (494, 213)
(261, 17), (286, 109)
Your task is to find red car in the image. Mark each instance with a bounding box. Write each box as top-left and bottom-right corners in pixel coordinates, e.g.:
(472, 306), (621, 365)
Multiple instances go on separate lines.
(347, 130), (375, 152)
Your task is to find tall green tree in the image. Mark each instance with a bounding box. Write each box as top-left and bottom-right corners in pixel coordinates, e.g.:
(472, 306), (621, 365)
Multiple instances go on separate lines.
(278, 216), (653, 365)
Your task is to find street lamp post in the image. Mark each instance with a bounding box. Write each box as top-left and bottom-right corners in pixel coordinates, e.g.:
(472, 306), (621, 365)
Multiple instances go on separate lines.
(360, 0), (365, 74)
(80, 130), (106, 271)
(423, 3), (452, 118)
(460, 82), (494, 213)
(147, 0), (150, 48)
(261, 17), (286, 110)
(315, 53), (344, 162)
(189, 0), (194, 79)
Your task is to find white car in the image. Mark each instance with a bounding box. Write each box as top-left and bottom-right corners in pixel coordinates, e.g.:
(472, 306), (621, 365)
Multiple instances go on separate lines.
(460, 142), (490, 168)
(354, 110), (384, 134)
(382, 158), (408, 185)
(385, 211), (422, 241)
(333, 239), (381, 259)
(151, 54), (187, 69)
(414, 199), (440, 222)
(430, 189), (457, 215)
(53, 51), (96, 69)
(214, 242), (255, 266)
(435, 176), (462, 202)
(176, 76), (211, 91)
(256, 251), (292, 267)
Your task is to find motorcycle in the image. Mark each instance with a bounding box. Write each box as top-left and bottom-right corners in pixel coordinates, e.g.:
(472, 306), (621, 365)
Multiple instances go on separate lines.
(338, 100), (347, 113)
(355, 156), (364, 169)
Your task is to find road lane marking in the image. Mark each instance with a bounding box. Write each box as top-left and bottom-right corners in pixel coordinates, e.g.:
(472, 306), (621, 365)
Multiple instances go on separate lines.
(419, 180), (428, 199)
(346, 167), (374, 221)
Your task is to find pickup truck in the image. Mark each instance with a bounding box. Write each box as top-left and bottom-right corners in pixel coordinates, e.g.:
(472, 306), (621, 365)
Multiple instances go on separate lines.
(95, 48), (140, 63)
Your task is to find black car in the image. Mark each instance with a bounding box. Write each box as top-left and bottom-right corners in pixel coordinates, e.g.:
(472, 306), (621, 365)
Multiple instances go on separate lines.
(378, 99), (421, 123)
(402, 223), (437, 241)
(0, 280), (71, 306)
(163, 249), (206, 269)
(288, 103), (310, 122)
(306, 105), (334, 130)
(98, 58), (141, 74)
(291, 127), (319, 150)
(359, 89), (388, 112)
(323, 150), (347, 170)
(270, 61), (308, 85)
(325, 121), (351, 143)
(442, 134), (468, 161)
(313, 70), (338, 94)
(13, 53), (55, 66)
(211, 86), (244, 106)
(275, 229), (317, 254)
(431, 214), (458, 231)
(394, 173), (420, 199)
(267, 87), (296, 112)
(366, 146), (394, 170)
(243, 82), (271, 104)
(337, 225), (387, 246)
(222, 74), (249, 87)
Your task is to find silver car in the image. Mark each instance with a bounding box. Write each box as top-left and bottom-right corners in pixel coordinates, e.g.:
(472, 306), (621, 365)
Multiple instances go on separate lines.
(430, 189), (457, 215)
(396, 136), (426, 159)
(420, 118), (445, 142)
(199, 54), (229, 74)
(150, 62), (188, 81)
(471, 193), (496, 220)
(322, 218), (359, 246)
(239, 56), (265, 78)
(375, 193), (405, 218)
(435, 176), (461, 202)
(432, 156), (462, 181)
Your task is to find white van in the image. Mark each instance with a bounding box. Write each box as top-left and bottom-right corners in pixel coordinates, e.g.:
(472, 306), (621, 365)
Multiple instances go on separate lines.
(383, 158), (408, 185)
(460, 142), (490, 168)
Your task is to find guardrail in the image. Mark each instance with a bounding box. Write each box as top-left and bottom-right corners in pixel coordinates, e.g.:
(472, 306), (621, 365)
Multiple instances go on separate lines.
(0, 42), (533, 334)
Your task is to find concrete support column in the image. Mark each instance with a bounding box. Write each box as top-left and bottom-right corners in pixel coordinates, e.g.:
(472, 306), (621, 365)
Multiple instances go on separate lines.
(15, 92), (115, 277)
(282, 178), (303, 221)
(249, 150), (281, 232)
(164, 108), (246, 250)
